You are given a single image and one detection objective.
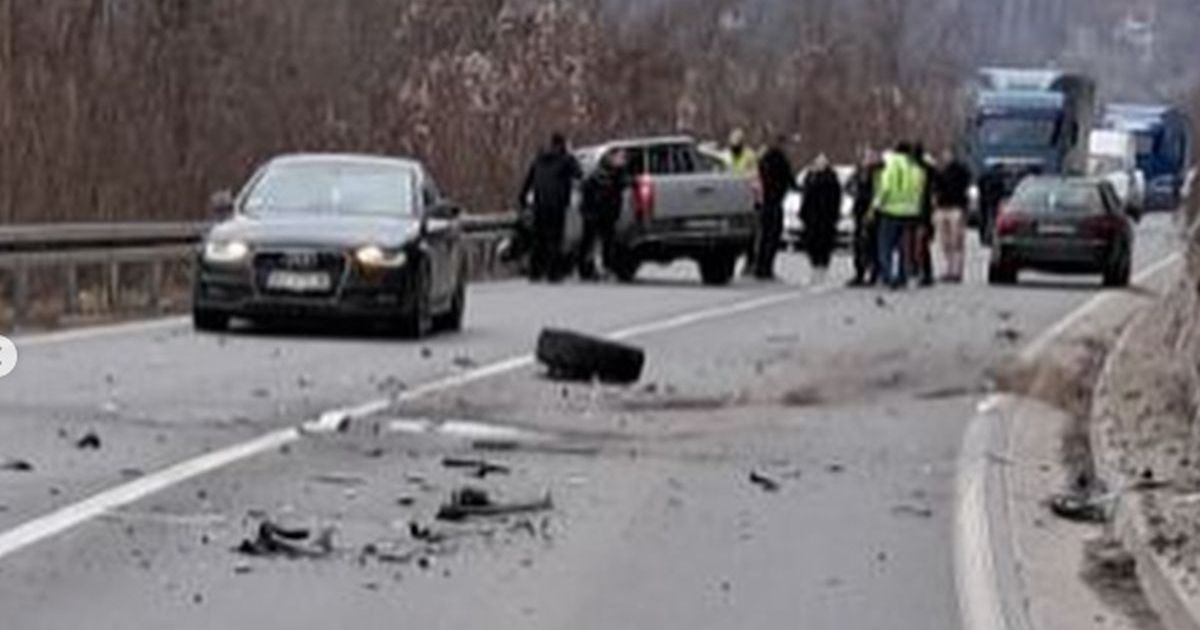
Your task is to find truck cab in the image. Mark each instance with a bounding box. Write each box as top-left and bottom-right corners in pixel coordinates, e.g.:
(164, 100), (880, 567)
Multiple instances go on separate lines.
(1103, 104), (1192, 211)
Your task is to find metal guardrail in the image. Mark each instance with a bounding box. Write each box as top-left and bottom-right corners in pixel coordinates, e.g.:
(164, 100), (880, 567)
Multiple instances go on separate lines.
(0, 213), (517, 330)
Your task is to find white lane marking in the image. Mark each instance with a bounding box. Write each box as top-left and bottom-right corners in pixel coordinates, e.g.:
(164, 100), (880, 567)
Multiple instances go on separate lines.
(15, 317), (188, 348)
(955, 252), (1182, 630)
(0, 284), (830, 562)
(1019, 252), (1181, 363)
(0, 428), (297, 561)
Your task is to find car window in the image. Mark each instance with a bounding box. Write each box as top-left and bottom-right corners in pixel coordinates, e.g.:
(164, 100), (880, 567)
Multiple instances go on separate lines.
(1013, 179), (1103, 214)
(243, 161), (417, 217)
(671, 146), (697, 174)
(646, 145), (675, 175)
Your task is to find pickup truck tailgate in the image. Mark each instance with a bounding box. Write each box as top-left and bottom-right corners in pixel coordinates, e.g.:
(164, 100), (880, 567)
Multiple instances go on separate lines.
(651, 172), (755, 223)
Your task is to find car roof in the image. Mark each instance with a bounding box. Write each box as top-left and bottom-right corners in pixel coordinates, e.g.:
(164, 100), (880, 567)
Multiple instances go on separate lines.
(1018, 175), (1108, 189)
(267, 153), (424, 172)
(578, 136), (696, 153)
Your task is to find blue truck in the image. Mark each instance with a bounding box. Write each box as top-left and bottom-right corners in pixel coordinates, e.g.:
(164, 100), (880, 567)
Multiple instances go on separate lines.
(1103, 104), (1192, 211)
(965, 68), (1097, 240)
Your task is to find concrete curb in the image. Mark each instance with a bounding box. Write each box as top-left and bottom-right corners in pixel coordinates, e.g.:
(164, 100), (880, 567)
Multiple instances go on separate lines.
(1093, 308), (1200, 630)
(956, 253), (1183, 630)
(956, 394), (1037, 630)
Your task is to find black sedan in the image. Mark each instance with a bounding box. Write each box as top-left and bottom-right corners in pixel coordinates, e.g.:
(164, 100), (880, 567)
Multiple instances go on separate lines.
(193, 154), (468, 337)
(988, 176), (1137, 287)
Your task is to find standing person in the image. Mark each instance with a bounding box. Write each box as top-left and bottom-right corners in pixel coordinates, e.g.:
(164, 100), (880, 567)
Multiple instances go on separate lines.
(725, 129), (762, 277)
(978, 163), (1006, 246)
(873, 143), (927, 289)
(910, 143), (936, 287)
(578, 149), (630, 281)
(755, 134), (795, 280)
(519, 133), (582, 283)
(848, 148), (882, 287)
(800, 154), (842, 285)
(932, 150), (972, 283)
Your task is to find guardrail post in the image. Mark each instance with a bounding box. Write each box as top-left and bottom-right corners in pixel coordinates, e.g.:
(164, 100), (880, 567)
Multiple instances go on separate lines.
(107, 257), (120, 311)
(12, 260), (28, 329)
(63, 264), (80, 316)
(148, 260), (163, 313)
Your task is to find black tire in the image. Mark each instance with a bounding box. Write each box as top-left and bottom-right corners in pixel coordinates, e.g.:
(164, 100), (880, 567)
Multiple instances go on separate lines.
(698, 252), (738, 286)
(987, 260), (1018, 285)
(536, 328), (646, 384)
(1103, 251), (1132, 288)
(401, 263), (434, 339)
(193, 308), (230, 333)
(610, 253), (640, 284)
(437, 273), (467, 332)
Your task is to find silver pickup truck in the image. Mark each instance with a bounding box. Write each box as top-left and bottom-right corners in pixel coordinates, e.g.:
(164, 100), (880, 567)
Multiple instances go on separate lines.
(570, 136), (757, 285)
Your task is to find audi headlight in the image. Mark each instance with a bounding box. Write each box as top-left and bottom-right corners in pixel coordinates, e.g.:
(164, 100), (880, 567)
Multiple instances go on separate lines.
(356, 245), (407, 268)
(203, 240), (249, 264)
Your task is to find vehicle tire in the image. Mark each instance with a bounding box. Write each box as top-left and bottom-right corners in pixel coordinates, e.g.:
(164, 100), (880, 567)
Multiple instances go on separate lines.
(610, 253), (640, 284)
(193, 308), (230, 333)
(698, 252), (737, 286)
(987, 260), (1018, 285)
(1103, 251), (1132, 288)
(437, 272), (467, 332)
(536, 328), (646, 384)
(401, 263), (434, 339)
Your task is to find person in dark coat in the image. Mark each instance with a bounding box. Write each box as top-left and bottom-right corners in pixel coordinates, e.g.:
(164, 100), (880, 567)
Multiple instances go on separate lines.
(848, 149), (882, 287)
(932, 150), (972, 282)
(578, 149), (630, 280)
(755, 135), (796, 280)
(519, 133), (582, 282)
(909, 143), (936, 287)
(977, 163), (1007, 247)
(800, 154), (843, 284)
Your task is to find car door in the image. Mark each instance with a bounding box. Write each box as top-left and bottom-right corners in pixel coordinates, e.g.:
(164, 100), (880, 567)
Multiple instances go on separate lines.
(420, 176), (458, 303)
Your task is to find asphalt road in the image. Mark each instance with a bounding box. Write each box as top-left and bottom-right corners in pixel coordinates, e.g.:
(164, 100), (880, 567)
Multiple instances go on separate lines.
(0, 214), (1182, 629)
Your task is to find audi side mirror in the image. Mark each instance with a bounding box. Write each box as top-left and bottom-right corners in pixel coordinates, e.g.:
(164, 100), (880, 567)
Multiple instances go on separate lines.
(210, 189), (235, 219)
(429, 201), (463, 221)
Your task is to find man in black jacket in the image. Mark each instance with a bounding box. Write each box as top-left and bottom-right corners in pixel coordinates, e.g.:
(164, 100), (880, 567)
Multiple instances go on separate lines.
(756, 135), (796, 280)
(848, 149), (882, 287)
(519, 133), (582, 282)
(932, 150), (972, 282)
(578, 149), (630, 280)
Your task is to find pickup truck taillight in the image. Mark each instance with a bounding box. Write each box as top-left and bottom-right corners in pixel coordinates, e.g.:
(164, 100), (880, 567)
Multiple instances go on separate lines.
(634, 175), (655, 221)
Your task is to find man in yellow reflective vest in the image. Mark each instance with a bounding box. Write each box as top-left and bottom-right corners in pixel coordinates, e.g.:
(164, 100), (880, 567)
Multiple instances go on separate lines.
(726, 129), (762, 276)
(872, 142), (927, 289)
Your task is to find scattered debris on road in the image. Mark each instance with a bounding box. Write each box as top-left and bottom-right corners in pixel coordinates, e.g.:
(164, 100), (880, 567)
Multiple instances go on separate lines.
(536, 328), (645, 384)
(996, 328), (1023, 344)
(748, 471), (782, 493)
(75, 431), (102, 450)
(915, 385), (980, 401)
(826, 463), (846, 474)
(1049, 492), (1110, 524)
(310, 472), (368, 487)
(781, 385), (825, 408)
(235, 520), (336, 559)
(452, 355), (478, 369)
(442, 457), (511, 478)
(0, 457), (34, 472)
(436, 486), (553, 522)
(891, 504), (934, 519)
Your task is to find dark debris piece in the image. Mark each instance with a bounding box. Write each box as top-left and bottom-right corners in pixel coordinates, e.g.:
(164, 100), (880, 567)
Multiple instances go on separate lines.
(235, 520), (336, 559)
(0, 458), (34, 472)
(75, 432), (102, 450)
(748, 471), (781, 493)
(1049, 493), (1109, 524)
(436, 487), (553, 522)
(442, 457), (511, 479)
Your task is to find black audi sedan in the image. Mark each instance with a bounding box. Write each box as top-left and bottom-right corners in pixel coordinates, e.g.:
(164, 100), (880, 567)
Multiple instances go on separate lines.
(193, 154), (467, 337)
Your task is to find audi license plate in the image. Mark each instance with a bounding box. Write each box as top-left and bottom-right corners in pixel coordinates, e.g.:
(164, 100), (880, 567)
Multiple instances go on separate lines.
(1037, 223), (1076, 236)
(266, 271), (331, 293)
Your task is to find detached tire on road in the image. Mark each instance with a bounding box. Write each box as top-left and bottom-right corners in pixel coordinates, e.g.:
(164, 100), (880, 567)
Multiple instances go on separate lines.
(1103, 250), (1132, 288)
(610, 254), (640, 284)
(987, 256), (1018, 285)
(536, 328), (645, 384)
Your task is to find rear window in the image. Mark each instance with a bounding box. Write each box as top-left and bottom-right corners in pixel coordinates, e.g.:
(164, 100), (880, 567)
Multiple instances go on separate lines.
(1013, 180), (1103, 214)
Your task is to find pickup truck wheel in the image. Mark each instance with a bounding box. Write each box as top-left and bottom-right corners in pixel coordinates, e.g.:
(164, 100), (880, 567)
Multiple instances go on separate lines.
(610, 255), (640, 284)
(699, 253), (737, 286)
(193, 308), (230, 333)
(1102, 250), (1132, 288)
